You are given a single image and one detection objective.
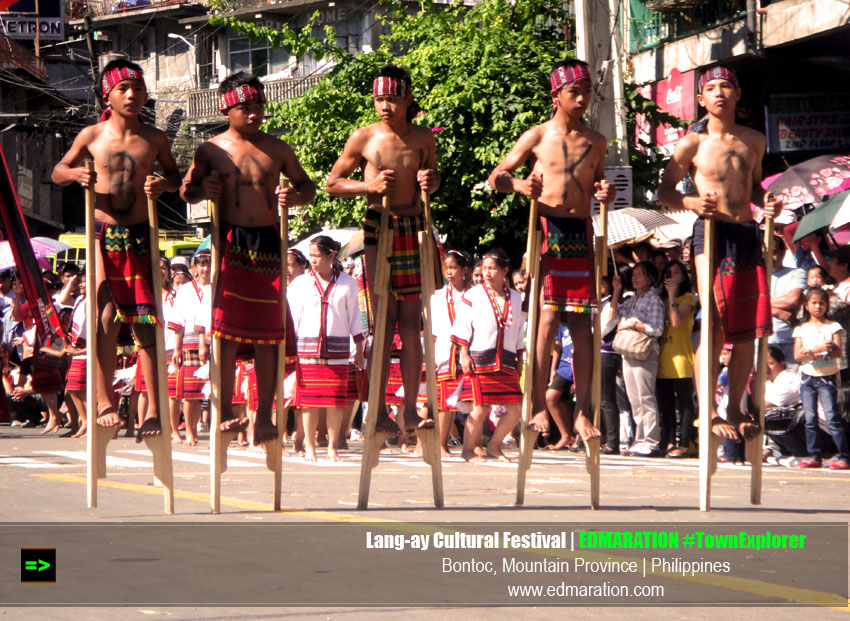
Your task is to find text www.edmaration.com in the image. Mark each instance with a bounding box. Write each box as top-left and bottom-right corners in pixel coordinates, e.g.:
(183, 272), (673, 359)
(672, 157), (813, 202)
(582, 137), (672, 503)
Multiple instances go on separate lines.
(507, 583), (664, 599)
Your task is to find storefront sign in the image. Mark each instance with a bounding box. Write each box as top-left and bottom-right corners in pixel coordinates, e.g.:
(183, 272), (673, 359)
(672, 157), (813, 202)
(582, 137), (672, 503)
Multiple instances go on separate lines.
(767, 93), (850, 153)
(636, 68), (695, 152)
(0, 0), (64, 40)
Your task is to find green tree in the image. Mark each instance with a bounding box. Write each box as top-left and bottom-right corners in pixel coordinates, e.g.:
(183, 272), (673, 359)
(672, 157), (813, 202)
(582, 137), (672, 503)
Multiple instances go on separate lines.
(216, 0), (572, 255)
(624, 81), (690, 208)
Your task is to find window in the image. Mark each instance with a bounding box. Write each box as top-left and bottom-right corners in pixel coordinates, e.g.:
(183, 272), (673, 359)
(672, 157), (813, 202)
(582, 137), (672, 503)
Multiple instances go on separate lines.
(228, 36), (269, 77)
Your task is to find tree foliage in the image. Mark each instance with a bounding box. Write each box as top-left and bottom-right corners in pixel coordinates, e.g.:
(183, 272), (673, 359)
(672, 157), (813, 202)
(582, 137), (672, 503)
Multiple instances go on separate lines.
(212, 0), (689, 253)
(624, 82), (690, 208)
(240, 0), (571, 254)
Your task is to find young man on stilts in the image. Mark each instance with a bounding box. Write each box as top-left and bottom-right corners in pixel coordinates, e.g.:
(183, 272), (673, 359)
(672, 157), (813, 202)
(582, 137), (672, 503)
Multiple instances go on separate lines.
(326, 64), (440, 433)
(658, 65), (780, 441)
(181, 71), (315, 444)
(488, 60), (616, 443)
(51, 59), (181, 442)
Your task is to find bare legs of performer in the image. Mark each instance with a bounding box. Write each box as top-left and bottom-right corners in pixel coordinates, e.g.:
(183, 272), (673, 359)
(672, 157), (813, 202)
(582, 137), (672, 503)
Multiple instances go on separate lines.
(218, 339), (279, 445)
(529, 307), (600, 442)
(694, 253), (760, 441)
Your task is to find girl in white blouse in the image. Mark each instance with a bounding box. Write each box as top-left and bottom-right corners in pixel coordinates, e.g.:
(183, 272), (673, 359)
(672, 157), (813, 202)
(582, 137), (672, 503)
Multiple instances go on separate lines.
(452, 249), (525, 462)
(430, 249), (472, 457)
(288, 236), (364, 461)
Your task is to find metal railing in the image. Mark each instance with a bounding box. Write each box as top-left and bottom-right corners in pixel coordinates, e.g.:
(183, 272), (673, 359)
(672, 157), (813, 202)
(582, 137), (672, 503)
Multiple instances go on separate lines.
(187, 75), (324, 123)
(0, 35), (46, 82)
(629, 0), (746, 52)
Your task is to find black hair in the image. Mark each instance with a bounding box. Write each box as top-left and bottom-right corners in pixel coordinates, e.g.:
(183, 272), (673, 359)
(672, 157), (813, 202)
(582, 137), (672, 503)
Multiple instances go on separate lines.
(42, 270), (61, 290)
(807, 264), (832, 285)
(288, 248), (309, 267)
(59, 262), (80, 276)
(218, 71), (263, 96)
(651, 248), (669, 262)
(193, 252), (211, 265)
(376, 64), (419, 122)
(767, 345), (785, 364)
(661, 260), (693, 299)
(632, 260), (658, 287)
(445, 249), (472, 269)
(310, 235), (342, 256)
(482, 248), (510, 270)
(96, 58), (144, 106)
(801, 286), (829, 323)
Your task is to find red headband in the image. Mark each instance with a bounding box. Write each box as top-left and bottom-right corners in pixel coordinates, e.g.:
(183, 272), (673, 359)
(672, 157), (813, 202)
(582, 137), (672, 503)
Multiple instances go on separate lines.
(101, 66), (145, 100)
(373, 77), (410, 98)
(550, 62), (591, 93)
(698, 66), (739, 91)
(219, 84), (266, 113)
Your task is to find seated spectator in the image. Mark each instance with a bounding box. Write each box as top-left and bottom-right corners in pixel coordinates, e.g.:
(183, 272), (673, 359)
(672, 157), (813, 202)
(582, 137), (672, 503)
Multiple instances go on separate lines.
(765, 345), (800, 408)
(770, 236), (805, 367)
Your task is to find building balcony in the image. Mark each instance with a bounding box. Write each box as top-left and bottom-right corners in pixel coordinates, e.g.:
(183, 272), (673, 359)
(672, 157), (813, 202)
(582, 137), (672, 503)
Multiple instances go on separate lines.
(0, 35), (46, 82)
(68, 0), (200, 21)
(629, 0), (746, 52)
(187, 75), (323, 124)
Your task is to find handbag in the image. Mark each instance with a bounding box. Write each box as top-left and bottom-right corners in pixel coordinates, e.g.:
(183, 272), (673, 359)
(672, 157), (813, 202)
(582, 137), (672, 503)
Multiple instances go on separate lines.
(612, 328), (654, 360)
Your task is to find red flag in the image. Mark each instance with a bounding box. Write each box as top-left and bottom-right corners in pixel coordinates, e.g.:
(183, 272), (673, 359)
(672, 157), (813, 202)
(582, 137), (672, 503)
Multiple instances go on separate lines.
(0, 146), (66, 342)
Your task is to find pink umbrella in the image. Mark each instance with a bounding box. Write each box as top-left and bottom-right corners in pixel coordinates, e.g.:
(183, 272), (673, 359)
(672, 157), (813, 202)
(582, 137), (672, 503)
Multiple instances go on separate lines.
(0, 236), (71, 272)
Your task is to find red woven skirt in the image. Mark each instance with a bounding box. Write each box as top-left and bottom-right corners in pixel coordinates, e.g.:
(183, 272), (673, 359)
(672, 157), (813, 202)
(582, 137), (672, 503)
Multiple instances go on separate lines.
(66, 357), (86, 392)
(173, 346), (204, 400)
(135, 355), (178, 399)
(437, 377), (462, 411)
(296, 362), (359, 409)
(459, 370), (522, 407)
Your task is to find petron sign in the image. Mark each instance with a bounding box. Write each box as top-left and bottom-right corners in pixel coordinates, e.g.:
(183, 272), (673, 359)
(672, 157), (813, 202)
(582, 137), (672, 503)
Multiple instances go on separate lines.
(0, 0), (64, 40)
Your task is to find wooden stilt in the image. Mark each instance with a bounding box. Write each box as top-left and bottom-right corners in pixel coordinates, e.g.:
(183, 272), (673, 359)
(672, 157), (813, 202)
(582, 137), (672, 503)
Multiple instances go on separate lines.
(417, 189), (444, 508)
(699, 217), (716, 512)
(84, 159), (100, 507)
(357, 196), (393, 510)
(267, 175), (289, 510)
(516, 199), (541, 506)
(145, 177), (175, 514)
(208, 172), (225, 514)
(587, 192), (610, 510)
(747, 217), (774, 504)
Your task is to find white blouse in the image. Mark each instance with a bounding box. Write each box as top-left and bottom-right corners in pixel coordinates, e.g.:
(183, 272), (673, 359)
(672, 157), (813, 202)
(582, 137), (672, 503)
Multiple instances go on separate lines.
(451, 284), (525, 374)
(288, 270), (363, 361)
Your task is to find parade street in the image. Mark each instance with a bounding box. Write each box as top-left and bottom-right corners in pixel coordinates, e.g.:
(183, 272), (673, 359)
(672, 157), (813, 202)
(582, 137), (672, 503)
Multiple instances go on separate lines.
(2, 427), (848, 521)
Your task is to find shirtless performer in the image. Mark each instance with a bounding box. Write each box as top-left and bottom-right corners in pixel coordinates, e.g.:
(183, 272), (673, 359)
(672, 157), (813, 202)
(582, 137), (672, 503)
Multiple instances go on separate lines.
(658, 65), (780, 441)
(326, 64), (440, 433)
(52, 59), (181, 442)
(488, 59), (616, 442)
(181, 71), (315, 445)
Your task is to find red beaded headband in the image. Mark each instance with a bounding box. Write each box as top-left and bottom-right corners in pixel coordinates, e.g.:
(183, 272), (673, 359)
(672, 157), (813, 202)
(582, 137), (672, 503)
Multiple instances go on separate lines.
(219, 84), (266, 113)
(101, 66), (146, 100)
(373, 77), (410, 98)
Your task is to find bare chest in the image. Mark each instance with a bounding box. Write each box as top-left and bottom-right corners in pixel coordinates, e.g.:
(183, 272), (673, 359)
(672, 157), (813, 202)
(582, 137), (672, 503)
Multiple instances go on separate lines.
(533, 134), (597, 180)
(211, 143), (280, 187)
(89, 135), (157, 180)
(692, 138), (755, 180)
(363, 136), (425, 178)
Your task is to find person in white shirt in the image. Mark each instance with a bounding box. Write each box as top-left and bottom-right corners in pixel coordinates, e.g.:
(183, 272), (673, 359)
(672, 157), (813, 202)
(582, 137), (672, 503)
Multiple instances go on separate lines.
(452, 249), (525, 462)
(288, 235), (364, 461)
(793, 287), (850, 469)
(169, 253), (209, 445)
(430, 249), (471, 458)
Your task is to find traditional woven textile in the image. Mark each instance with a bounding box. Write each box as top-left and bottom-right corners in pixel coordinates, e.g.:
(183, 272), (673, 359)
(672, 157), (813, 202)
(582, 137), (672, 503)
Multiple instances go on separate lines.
(96, 221), (157, 324)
